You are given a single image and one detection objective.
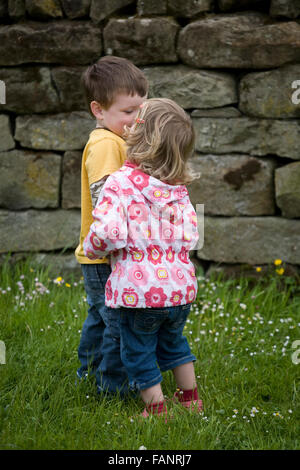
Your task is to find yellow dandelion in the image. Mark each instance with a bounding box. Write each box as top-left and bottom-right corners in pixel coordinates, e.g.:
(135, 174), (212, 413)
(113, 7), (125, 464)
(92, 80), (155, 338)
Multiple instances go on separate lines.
(274, 259), (282, 266)
(276, 268), (284, 275)
(256, 267), (262, 272)
(65, 283), (71, 288)
(56, 276), (63, 282)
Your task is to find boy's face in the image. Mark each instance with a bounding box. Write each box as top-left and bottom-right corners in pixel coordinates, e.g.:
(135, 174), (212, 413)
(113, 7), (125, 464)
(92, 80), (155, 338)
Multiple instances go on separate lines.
(93, 93), (147, 137)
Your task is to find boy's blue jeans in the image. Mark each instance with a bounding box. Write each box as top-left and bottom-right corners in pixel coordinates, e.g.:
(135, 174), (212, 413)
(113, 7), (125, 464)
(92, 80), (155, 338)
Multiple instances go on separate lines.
(119, 304), (196, 391)
(77, 263), (129, 395)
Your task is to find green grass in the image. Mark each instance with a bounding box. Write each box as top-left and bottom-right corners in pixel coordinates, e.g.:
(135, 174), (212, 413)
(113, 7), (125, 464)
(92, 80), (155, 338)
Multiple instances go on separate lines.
(0, 256), (299, 450)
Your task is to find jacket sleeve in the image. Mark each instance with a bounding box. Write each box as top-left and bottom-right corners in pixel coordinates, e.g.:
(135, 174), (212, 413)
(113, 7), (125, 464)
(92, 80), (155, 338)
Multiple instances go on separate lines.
(182, 198), (199, 251)
(83, 176), (127, 260)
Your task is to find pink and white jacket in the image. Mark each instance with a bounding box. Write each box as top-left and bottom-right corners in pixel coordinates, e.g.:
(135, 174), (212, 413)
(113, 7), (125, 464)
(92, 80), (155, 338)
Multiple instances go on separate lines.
(83, 161), (199, 309)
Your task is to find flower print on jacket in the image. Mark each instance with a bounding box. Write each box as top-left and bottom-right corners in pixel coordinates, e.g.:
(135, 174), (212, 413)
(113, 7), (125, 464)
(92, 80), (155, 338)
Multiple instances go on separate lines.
(154, 267), (169, 284)
(122, 287), (139, 307)
(112, 261), (125, 280)
(185, 285), (196, 303)
(166, 246), (175, 263)
(149, 187), (172, 203)
(93, 196), (113, 217)
(178, 247), (189, 264)
(145, 286), (167, 308)
(106, 279), (113, 301)
(128, 168), (150, 191)
(188, 210), (197, 227)
(171, 266), (187, 285)
(160, 219), (176, 243)
(128, 265), (149, 287)
(106, 180), (122, 195)
(89, 232), (107, 253)
(129, 245), (144, 263)
(83, 161), (199, 308)
(147, 244), (163, 265)
(128, 200), (148, 224)
(170, 290), (184, 306)
(162, 204), (182, 226)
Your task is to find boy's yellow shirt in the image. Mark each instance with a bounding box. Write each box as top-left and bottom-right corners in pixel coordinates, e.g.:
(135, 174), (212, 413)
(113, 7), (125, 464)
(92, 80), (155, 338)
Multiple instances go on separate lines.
(75, 128), (126, 264)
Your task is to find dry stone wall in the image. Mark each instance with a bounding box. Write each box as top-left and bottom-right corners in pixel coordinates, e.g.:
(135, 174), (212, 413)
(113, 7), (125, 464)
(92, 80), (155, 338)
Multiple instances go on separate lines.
(1, 0), (300, 277)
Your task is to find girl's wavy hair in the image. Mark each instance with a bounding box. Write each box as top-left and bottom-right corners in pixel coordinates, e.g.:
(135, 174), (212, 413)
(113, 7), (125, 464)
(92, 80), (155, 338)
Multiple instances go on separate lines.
(124, 98), (200, 185)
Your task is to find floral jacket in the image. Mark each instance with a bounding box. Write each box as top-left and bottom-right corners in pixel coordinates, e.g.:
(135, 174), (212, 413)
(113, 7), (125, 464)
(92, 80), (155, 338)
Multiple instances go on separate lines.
(83, 161), (199, 309)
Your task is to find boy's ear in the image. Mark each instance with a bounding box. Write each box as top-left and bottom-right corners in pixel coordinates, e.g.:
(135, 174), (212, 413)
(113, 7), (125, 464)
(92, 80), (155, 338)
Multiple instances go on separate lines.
(90, 101), (104, 120)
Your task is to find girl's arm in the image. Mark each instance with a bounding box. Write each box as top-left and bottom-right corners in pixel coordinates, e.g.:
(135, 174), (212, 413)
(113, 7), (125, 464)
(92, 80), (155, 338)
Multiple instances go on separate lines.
(83, 177), (127, 260)
(182, 199), (199, 251)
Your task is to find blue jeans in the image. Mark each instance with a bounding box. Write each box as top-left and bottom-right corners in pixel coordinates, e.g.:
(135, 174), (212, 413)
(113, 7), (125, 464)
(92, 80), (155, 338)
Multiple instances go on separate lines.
(77, 264), (129, 395)
(119, 304), (196, 391)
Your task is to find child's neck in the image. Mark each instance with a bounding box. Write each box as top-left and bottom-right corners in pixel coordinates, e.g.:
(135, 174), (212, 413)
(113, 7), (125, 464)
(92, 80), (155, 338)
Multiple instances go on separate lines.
(95, 119), (109, 130)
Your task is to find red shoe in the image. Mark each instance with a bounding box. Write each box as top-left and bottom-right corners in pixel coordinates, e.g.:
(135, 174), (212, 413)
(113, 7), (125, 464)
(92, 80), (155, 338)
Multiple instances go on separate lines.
(140, 401), (171, 422)
(173, 389), (203, 413)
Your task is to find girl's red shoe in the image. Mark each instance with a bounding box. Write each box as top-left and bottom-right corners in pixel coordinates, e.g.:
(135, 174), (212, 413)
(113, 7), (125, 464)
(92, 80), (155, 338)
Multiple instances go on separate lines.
(173, 388), (203, 412)
(141, 401), (170, 422)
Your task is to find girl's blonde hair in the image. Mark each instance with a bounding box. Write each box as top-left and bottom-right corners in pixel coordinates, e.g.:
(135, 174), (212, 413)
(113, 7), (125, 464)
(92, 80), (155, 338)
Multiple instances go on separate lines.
(124, 98), (200, 185)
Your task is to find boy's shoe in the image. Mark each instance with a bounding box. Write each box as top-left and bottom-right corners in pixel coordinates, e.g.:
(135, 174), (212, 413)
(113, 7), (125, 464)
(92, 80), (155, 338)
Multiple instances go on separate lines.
(172, 389), (203, 413)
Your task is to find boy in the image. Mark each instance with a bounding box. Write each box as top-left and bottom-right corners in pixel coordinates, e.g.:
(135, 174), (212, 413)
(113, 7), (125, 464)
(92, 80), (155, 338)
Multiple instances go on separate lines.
(75, 56), (148, 395)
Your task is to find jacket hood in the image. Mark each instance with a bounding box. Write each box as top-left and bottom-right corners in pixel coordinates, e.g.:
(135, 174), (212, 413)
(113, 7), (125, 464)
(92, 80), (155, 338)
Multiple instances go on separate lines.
(123, 161), (189, 208)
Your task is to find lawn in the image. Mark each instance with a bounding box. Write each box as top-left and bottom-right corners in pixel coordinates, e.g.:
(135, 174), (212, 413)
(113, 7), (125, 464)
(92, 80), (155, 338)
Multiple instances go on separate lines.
(0, 256), (299, 450)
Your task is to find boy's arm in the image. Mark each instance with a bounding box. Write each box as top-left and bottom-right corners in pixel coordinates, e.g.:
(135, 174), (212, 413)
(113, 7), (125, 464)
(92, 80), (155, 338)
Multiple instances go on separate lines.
(90, 176), (108, 209)
(86, 139), (123, 207)
(83, 177), (127, 260)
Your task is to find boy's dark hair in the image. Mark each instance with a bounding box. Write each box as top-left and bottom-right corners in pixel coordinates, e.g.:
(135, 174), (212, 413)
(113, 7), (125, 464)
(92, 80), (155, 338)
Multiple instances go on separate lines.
(82, 56), (148, 112)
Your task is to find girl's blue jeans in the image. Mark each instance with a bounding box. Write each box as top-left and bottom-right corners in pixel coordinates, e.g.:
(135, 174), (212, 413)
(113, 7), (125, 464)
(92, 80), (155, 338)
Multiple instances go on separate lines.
(118, 303), (196, 391)
(77, 263), (129, 396)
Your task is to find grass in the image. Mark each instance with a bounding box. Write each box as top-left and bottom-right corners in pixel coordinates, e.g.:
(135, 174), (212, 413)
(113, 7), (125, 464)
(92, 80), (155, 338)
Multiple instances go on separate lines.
(0, 256), (299, 450)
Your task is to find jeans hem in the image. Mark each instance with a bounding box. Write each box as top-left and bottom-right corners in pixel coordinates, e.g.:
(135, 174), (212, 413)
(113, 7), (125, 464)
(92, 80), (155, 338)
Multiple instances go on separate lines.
(129, 373), (163, 391)
(159, 354), (196, 372)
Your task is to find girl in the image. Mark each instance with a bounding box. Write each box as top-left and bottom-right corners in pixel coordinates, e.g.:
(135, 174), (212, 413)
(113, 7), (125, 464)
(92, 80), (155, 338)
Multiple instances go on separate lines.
(83, 98), (202, 418)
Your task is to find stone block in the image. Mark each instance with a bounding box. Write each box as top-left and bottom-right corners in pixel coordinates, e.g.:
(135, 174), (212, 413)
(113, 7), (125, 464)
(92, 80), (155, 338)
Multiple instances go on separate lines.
(62, 151), (82, 209)
(0, 209), (81, 253)
(8, 0), (26, 18)
(0, 0), (8, 17)
(15, 112), (95, 151)
(30, 252), (82, 279)
(197, 217), (300, 264)
(104, 17), (179, 65)
(189, 154), (276, 216)
(178, 12), (300, 69)
(0, 21), (102, 66)
(239, 65), (300, 118)
(191, 107), (241, 118)
(90, 0), (135, 23)
(192, 117), (300, 160)
(275, 162), (300, 218)
(0, 150), (61, 209)
(0, 115), (15, 152)
(137, 0), (167, 15)
(0, 67), (60, 114)
(168, 0), (213, 17)
(60, 0), (91, 19)
(25, 0), (63, 19)
(270, 0), (300, 18)
(142, 65), (237, 109)
(51, 66), (87, 112)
